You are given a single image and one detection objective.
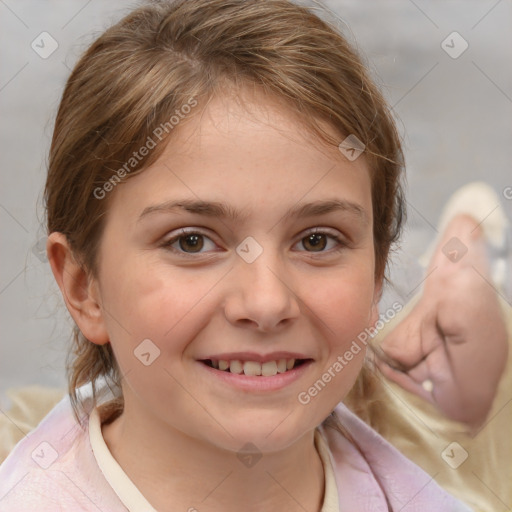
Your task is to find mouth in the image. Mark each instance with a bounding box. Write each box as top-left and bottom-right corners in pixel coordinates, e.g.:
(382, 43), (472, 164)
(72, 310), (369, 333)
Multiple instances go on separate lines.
(199, 358), (311, 377)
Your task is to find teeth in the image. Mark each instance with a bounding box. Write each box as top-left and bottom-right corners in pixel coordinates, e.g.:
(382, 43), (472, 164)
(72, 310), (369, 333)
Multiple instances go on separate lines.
(261, 361), (278, 377)
(229, 360), (243, 374)
(207, 358), (300, 376)
(277, 359), (287, 373)
(243, 361), (262, 376)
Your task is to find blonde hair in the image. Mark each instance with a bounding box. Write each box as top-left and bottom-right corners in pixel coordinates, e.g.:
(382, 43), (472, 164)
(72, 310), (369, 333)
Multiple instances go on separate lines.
(44, 0), (404, 425)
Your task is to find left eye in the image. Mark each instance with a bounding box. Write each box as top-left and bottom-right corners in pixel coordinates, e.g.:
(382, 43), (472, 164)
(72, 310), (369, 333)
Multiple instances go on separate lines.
(294, 232), (343, 252)
(163, 231), (217, 254)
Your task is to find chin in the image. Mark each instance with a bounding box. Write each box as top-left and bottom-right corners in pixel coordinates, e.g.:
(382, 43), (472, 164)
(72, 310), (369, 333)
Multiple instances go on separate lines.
(205, 412), (314, 455)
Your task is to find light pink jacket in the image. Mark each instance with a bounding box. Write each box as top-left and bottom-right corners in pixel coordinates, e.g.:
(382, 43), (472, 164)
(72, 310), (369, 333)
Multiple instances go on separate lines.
(0, 393), (472, 511)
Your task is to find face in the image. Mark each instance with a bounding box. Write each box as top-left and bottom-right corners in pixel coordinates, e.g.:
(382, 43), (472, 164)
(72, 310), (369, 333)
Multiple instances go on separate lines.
(92, 89), (379, 453)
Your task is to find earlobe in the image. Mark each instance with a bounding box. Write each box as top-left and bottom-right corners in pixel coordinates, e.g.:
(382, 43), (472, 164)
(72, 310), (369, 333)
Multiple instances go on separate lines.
(46, 232), (110, 346)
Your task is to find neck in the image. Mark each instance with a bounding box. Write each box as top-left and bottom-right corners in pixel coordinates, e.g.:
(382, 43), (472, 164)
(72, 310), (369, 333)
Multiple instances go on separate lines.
(101, 403), (325, 512)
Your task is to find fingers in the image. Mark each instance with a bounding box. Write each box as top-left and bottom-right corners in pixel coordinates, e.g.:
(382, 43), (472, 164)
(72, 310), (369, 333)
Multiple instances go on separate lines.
(370, 345), (408, 372)
(376, 359), (435, 405)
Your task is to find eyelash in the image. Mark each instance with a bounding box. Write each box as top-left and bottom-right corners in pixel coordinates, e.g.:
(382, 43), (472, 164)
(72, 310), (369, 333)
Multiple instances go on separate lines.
(160, 228), (347, 258)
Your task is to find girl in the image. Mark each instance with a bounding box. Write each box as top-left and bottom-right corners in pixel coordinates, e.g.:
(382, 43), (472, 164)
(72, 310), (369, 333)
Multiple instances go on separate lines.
(0, 1), (472, 510)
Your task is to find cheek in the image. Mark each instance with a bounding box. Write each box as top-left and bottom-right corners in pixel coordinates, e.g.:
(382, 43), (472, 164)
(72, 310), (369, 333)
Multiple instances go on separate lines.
(307, 267), (376, 342)
(99, 259), (219, 349)
(302, 268), (374, 406)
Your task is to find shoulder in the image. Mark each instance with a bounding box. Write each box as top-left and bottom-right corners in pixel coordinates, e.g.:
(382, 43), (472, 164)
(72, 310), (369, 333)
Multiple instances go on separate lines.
(320, 402), (474, 512)
(0, 391), (124, 511)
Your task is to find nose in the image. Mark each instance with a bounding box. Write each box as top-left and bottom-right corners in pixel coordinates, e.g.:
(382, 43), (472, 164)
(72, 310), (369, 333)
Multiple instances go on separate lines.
(223, 252), (300, 333)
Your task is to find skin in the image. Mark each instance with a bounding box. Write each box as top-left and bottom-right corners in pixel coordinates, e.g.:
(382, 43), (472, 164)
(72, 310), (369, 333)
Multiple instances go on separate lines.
(48, 88), (380, 512)
(377, 214), (508, 430)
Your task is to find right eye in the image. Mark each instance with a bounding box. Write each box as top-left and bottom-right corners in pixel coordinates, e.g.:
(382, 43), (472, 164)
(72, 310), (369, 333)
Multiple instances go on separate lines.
(161, 229), (218, 255)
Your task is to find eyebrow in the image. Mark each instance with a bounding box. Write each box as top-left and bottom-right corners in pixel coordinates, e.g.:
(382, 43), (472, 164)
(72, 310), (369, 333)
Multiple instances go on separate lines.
(138, 198), (368, 224)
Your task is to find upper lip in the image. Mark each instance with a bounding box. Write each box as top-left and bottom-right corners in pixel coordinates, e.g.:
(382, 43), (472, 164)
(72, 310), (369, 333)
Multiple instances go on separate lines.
(198, 352), (312, 363)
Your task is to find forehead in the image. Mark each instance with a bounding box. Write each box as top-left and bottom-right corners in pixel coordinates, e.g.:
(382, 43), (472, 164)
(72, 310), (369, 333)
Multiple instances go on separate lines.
(184, 86), (340, 154)
(106, 87), (373, 223)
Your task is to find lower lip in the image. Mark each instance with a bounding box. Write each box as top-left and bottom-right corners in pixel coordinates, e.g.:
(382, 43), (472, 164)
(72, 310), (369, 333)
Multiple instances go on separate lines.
(197, 360), (313, 392)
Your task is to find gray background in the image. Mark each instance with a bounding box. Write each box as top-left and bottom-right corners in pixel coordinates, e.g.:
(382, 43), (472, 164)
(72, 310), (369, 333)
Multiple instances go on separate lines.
(1, 0), (511, 404)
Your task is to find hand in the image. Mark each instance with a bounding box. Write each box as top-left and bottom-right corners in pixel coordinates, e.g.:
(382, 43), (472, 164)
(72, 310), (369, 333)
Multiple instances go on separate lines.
(376, 215), (508, 429)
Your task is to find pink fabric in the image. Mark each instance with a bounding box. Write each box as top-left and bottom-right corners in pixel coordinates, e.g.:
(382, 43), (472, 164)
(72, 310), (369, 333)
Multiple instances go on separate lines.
(0, 393), (472, 511)
(0, 396), (126, 511)
(322, 403), (473, 510)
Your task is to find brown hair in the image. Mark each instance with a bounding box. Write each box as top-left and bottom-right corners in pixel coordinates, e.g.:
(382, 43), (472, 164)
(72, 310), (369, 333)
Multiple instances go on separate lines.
(45, 0), (405, 425)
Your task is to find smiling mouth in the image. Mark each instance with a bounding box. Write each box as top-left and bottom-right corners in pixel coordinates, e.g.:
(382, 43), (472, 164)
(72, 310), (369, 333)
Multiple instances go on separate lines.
(200, 358), (310, 377)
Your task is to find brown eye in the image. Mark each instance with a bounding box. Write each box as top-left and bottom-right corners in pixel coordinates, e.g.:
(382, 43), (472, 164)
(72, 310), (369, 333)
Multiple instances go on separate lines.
(293, 230), (345, 254)
(302, 233), (327, 252)
(178, 234), (204, 253)
(162, 230), (217, 255)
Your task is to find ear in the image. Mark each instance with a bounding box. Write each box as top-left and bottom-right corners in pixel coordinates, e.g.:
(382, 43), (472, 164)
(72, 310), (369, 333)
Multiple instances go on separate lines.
(47, 232), (109, 346)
